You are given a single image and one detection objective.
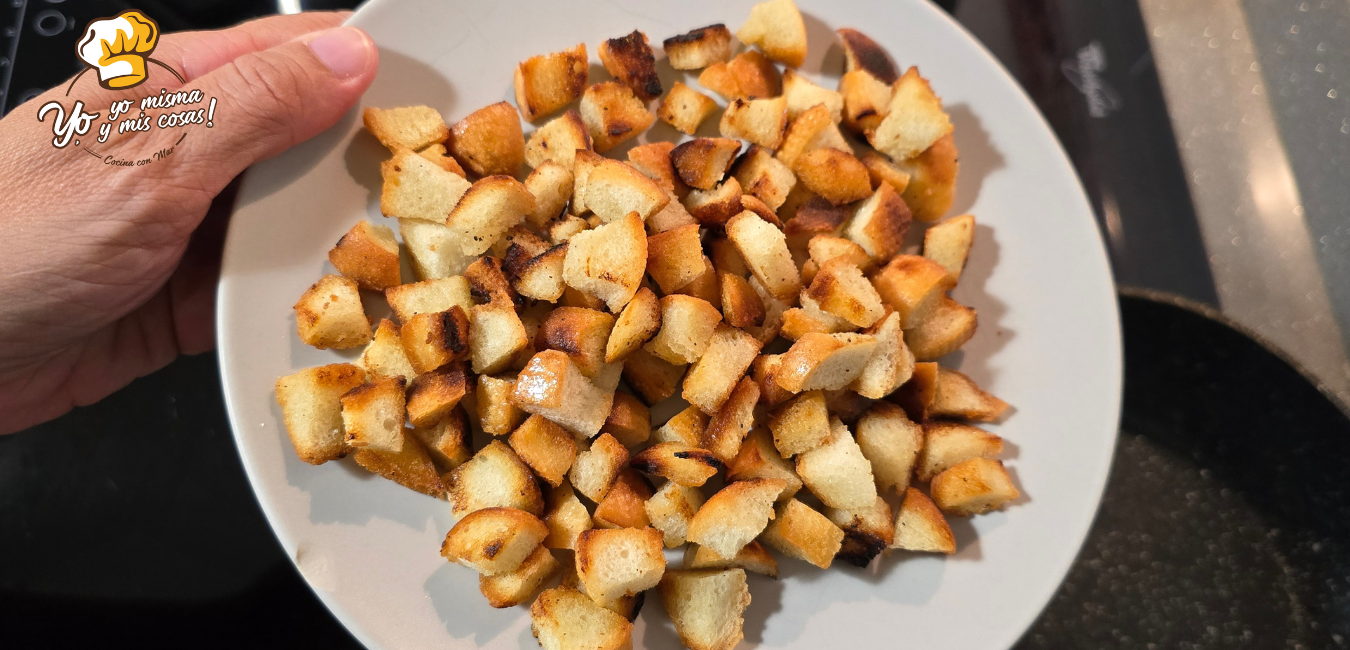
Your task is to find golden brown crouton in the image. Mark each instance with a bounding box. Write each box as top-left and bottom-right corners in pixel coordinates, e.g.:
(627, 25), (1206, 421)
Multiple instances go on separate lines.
(398, 219), (472, 280)
(600, 391), (651, 448)
(824, 388), (872, 424)
(752, 354), (796, 406)
(631, 443), (723, 487)
(575, 527), (666, 602)
(530, 585), (634, 650)
(930, 367), (1009, 421)
(646, 224), (707, 294)
(506, 242), (569, 303)
(353, 433), (446, 498)
(405, 363), (468, 427)
(664, 24), (734, 70)
(647, 481), (706, 547)
(622, 348), (686, 405)
(548, 215), (592, 245)
(923, 213), (975, 287)
(358, 319), (417, 385)
(569, 433), (630, 502)
(514, 43), (588, 122)
(524, 161), (575, 228)
(686, 478), (787, 558)
(768, 390), (830, 457)
(605, 288), (661, 363)
(775, 332), (878, 393)
(671, 256), (722, 305)
(593, 469), (655, 529)
(626, 142), (687, 196)
(448, 101), (525, 176)
(851, 312), (915, 399)
(599, 31), (663, 101)
(891, 487), (956, 553)
(412, 407), (471, 472)
(480, 545), (560, 608)
(720, 96), (788, 150)
(448, 440), (545, 518)
(465, 255), (518, 307)
(805, 258), (885, 328)
(585, 159), (671, 223)
(701, 377), (761, 462)
(470, 302), (530, 375)
(363, 106), (448, 152)
(846, 183), (912, 264)
(777, 104), (851, 170)
(781, 69), (844, 122)
(808, 235), (874, 273)
(837, 28), (899, 83)
(384, 276), (473, 323)
(645, 295), (723, 365)
(871, 254), (949, 328)
(506, 413), (575, 488)
(917, 421), (1004, 482)
(891, 360), (938, 421)
(672, 138), (742, 191)
(399, 307), (471, 374)
(543, 481), (594, 549)
(329, 220), (400, 291)
(893, 133), (959, 222)
(839, 69), (892, 135)
(275, 364), (366, 464)
(659, 569), (752, 650)
(731, 145), (796, 211)
(653, 405), (710, 447)
(930, 458), (1019, 516)
(536, 307), (616, 379)
(870, 67), (953, 161)
(563, 212), (649, 312)
(854, 402), (922, 495)
(905, 296), (978, 360)
(726, 427), (803, 500)
(726, 210), (801, 301)
(294, 274), (370, 350)
(657, 82), (720, 135)
(683, 326), (764, 417)
(381, 148), (473, 224)
(710, 233), (751, 277)
(580, 82), (656, 153)
(825, 495), (894, 567)
(760, 499), (844, 569)
(682, 542), (778, 578)
(446, 176), (536, 257)
(795, 418), (878, 509)
(417, 143), (468, 177)
(648, 194), (701, 234)
(513, 350), (620, 438)
(442, 506), (549, 575)
(737, 0), (808, 67)
(339, 377), (406, 453)
(697, 62), (742, 101)
(719, 273), (766, 329)
(525, 110), (594, 172)
(783, 293), (857, 340)
(792, 148), (872, 206)
(683, 179), (745, 227)
(860, 151), (911, 194)
(782, 196), (849, 260)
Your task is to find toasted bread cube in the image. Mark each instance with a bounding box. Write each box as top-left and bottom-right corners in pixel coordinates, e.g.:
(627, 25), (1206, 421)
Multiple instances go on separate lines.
(854, 402), (922, 496)
(646, 481), (706, 547)
(659, 569), (751, 650)
(446, 176), (536, 257)
(564, 564), (647, 620)
(825, 495), (894, 567)
(795, 418), (877, 509)
(777, 104), (851, 169)
(931, 458), (1019, 516)
(893, 133), (959, 222)
(644, 295), (723, 365)
(400, 306), (469, 374)
(657, 82), (720, 135)
(726, 427), (803, 500)
(543, 482), (594, 550)
(448, 440), (544, 518)
(359, 319), (417, 385)
(531, 585), (634, 650)
(380, 149), (472, 224)
(605, 288), (661, 363)
(654, 405), (710, 447)
(719, 273), (766, 329)
(508, 415), (578, 487)
(507, 242), (569, 303)
(891, 360), (938, 421)
(647, 224), (707, 293)
(400, 218), (478, 280)
(917, 421), (1004, 482)
(476, 374), (523, 436)
(743, 277), (790, 344)
(353, 432), (446, 497)
(405, 363), (469, 427)
(418, 143), (467, 176)
(783, 195), (848, 260)
(697, 62), (742, 101)
(524, 161), (575, 228)
(563, 212), (648, 312)
(585, 160), (671, 224)
(720, 97), (788, 150)
(701, 377), (761, 462)
(626, 142), (687, 195)
(465, 255), (518, 307)
(870, 67), (953, 161)
(847, 188), (910, 266)
(593, 469), (655, 529)
(872, 254), (949, 328)
(726, 210), (800, 301)
(797, 291), (859, 334)
(601, 391), (652, 447)
(837, 28), (899, 83)
(860, 151), (911, 194)
(623, 348), (687, 405)
(730, 146), (795, 212)
(751, 354), (795, 406)
(275, 364), (366, 464)
(600, 31), (663, 101)
(709, 236), (749, 278)
(664, 24), (734, 69)
(294, 275), (370, 350)
(931, 367), (1009, 421)
(480, 545), (560, 608)
(535, 307), (616, 378)
(448, 101), (525, 176)
(549, 215), (592, 245)
(892, 487), (956, 553)
(525, 110), (594, 172)
(805, 258), (885, 328)
(340, 377), (406, 453)
(569, 433), (630, 502)
(686, 478), (787, 558)
(412, 407), (471, 471)
(329, 220), (401, 291)
(385, 276), (473, 323)
(792, 148), (872, 206)
(760, 498), (844, 569)
(781, 69), (844, 122)
(683, 542), (777, 577)
(468, 303), (528, 375)
(839, 69), (892, 135)
(671, 256), (722, 306)
(736, 0), (807, 67)
(580, 82), (656, 153)
(442, 507), (549, 575)
(514, 43), (588, 122)
(514, 351), (620, 438)
(905, 296), (978, 360)
(364, 106), (448, 151)
(768, 390), (830, 457)
(648, 194), (701, 233)
(672, 138), (742, 191)
(824, 388), (871, 424)
(808, 235), (873, 273)
(683, 179), (745, 227)
(683, 326), (763, 415)
(776, 332), (878, 393)
(851, 313), (915, 399)
(575, 527), (666, 602)
(630, 443), (723, 487)
(924, 213), (975, 287)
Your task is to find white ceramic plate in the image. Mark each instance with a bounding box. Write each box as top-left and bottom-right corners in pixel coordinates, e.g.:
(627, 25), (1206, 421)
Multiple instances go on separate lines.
(218, 0), (1122, 648)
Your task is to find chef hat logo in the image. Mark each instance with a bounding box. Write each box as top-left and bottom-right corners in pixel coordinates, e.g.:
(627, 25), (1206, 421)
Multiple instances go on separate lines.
(77, 10), (160, 90)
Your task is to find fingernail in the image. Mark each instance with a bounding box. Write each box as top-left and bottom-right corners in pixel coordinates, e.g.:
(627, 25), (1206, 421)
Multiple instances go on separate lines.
(307, 27), (373, 80)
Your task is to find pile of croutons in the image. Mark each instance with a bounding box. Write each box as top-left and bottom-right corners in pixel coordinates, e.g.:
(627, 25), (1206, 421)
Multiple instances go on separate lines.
(274, 1), (1019, 648)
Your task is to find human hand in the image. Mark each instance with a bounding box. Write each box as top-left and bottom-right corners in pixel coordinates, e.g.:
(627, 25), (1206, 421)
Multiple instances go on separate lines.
(0, 12), (378, 434)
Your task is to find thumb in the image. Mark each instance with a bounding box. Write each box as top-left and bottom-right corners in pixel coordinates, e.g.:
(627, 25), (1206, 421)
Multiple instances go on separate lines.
(182, 26), (377, 188)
